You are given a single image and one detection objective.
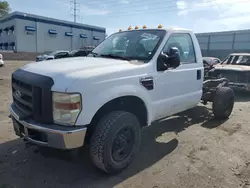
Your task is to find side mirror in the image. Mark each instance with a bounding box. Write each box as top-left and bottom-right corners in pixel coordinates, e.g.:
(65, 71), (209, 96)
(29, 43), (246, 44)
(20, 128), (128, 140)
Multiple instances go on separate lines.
(157, 47), (181, 71)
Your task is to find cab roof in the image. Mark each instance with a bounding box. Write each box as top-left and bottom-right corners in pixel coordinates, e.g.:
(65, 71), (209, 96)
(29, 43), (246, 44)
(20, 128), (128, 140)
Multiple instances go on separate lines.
(118, 27), (192, 33)
(230, 53), (250, 56)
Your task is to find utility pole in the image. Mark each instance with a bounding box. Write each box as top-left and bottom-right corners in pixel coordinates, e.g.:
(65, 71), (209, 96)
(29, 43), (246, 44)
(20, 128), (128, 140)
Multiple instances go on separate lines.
(70, 0), (80, 23)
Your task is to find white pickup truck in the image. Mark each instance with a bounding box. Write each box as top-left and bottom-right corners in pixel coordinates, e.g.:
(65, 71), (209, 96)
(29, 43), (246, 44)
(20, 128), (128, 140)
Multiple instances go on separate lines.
(10, 26), (235, 174)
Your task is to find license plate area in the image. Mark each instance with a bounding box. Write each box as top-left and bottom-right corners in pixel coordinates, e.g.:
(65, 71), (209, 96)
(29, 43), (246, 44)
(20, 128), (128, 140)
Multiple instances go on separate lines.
(12, 117), (48, 143)
(28, 129), (48, 143)
(12, 117), (25, 137)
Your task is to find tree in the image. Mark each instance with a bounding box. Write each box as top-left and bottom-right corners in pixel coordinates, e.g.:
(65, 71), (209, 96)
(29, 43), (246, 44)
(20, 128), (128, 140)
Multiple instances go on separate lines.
(0, 1), (10, 18)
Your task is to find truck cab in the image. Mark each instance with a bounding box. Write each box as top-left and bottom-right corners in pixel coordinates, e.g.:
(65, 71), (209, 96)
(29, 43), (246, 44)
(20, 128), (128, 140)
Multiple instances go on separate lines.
(10, 26), (205, 174)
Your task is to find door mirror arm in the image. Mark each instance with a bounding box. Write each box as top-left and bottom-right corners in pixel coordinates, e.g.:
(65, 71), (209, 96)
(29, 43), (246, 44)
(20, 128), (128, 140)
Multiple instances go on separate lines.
(157, 52), (170, 71)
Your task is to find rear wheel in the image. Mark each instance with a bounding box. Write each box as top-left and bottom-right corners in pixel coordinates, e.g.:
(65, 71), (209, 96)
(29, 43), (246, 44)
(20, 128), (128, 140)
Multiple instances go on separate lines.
(212, 87), (235, 119)
(89, 111), (141, 174)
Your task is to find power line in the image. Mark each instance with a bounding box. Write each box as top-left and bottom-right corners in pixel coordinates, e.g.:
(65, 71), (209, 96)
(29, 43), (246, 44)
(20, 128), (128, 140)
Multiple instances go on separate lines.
(66, 0), (249, 26)
(85, 0), (196, 14)
(89, 0), (174, 5)
(67, 0), (248, 19)
(70, 0), (80, 22)
(98, 0), (249, 17)
(88, 0), (175, 6)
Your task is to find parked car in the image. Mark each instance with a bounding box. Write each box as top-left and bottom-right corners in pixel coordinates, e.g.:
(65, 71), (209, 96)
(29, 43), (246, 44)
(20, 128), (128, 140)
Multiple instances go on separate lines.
(36, 50), (69, 62)
(0, 53), (4, 67)
(82, 46), (95, 51)
(67, 47), (95, 58)
(203, 57), (221, 66)
(210, 53), (250, 91)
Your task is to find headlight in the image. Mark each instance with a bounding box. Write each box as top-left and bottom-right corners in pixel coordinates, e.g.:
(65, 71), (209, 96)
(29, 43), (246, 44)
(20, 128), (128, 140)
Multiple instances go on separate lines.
(52, 92), (82, 126)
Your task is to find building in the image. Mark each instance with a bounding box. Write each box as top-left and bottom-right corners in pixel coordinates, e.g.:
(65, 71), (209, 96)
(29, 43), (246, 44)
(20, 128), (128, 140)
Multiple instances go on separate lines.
(196, 29), (250, 60)
(0, 11), (106, 53)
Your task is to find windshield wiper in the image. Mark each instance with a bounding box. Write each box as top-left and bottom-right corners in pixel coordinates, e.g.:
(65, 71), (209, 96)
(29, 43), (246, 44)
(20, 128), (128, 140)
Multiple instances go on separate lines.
(100, 54), (130, 61)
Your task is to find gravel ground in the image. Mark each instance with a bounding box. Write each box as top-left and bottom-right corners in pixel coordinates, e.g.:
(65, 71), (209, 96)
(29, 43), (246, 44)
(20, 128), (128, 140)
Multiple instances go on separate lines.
(0, 61), (250, 188)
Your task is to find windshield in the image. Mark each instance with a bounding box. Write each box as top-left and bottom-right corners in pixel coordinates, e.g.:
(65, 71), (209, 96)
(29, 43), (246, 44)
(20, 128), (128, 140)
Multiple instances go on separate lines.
(222, 55), (250, 65)
(90, 29), (166, 61)
(69, 50), (78, 55)
(48, 51), (59, 56)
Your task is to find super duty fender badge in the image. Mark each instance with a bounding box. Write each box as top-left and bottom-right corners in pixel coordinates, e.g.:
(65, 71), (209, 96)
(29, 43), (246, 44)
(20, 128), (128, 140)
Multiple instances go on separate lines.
(139, 76), (154, 90)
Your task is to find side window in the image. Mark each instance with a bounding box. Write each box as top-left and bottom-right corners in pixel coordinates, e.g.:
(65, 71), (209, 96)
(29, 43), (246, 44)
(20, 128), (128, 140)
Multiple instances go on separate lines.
(73, 51), (80, 56)
(55, 52), (67, 58)
(62, 52), (68, 56)
(226, 55), (234, 64)
(56, 52), (63, 56)
(231, 56), (239, 64)
(162, 33), (196, 63)
(78, 51), (88, 56)
(213, 59), (220, 64)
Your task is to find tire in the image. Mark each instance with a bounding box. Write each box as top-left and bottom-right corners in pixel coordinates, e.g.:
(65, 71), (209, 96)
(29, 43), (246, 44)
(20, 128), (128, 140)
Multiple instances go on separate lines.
(212, 87), (235, 120)
(89, 111), (141, 174)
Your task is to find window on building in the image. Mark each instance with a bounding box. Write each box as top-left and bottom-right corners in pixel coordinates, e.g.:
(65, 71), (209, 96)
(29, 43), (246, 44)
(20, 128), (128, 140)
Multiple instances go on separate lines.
(4, 27), (9, 35)
(48, 29), (57, 37)
(10, 42), (15, 50)
(10, 25), (14, 34)
(4, 42), (8, 50)
(65, 32), (73, 37)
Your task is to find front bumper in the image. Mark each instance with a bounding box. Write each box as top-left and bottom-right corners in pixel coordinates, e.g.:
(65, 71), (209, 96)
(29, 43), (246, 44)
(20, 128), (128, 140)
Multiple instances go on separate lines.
(10, 104), (87, 149)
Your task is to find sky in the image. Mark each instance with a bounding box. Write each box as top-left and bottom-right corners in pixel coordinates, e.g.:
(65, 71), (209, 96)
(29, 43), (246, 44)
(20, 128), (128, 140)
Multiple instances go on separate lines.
(6, 0), (250, 35)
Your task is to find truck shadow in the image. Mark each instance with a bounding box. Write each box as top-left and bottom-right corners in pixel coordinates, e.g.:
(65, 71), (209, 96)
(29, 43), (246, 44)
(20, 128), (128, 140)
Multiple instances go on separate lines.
(0, 105), (225, 188)
(174, 106), (227, 129)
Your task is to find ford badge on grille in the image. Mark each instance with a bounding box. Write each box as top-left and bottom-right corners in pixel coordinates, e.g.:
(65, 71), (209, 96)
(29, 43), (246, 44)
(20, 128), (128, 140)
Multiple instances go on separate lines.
(15, 90), (22, 99)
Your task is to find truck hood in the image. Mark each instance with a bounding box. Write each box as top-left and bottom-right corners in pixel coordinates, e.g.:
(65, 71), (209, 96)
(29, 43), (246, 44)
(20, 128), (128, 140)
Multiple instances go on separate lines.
(21, 57), (146, 91)
(213, 64), (250, 71)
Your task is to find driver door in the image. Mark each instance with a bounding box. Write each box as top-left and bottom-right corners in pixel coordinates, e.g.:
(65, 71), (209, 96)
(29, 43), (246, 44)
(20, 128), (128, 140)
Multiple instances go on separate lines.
(153, 33), (202, 120)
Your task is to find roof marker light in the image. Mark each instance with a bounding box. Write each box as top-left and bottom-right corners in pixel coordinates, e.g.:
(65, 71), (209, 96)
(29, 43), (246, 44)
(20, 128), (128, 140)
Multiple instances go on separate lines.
(142, 25), (147, 29)
(158, 24), (163, 28)
(135, 26), (139, 29)
(128, 26), (132, 30)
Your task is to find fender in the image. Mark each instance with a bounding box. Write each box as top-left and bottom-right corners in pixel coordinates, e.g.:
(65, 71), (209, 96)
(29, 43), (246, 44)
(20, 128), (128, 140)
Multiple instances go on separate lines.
(75, 84), (153, 126)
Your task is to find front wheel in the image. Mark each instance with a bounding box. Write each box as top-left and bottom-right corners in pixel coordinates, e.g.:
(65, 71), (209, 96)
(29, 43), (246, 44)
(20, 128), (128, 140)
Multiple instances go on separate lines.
(212, 87), (235, 119)
(89, 111), (141, 174)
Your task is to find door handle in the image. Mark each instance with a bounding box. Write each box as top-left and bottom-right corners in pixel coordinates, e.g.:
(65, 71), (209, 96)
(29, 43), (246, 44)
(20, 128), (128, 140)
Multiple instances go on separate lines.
(197, 70), (201, 80)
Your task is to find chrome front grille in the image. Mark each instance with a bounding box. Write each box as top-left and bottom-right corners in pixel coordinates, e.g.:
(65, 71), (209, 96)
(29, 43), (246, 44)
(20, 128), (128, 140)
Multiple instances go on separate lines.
(11, 69), (54, 123)
(12, 77), (33, 116)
